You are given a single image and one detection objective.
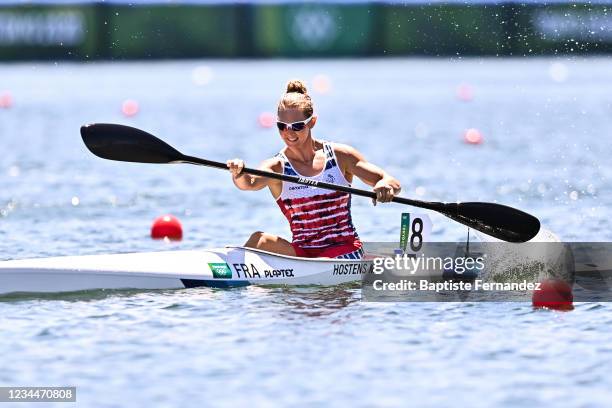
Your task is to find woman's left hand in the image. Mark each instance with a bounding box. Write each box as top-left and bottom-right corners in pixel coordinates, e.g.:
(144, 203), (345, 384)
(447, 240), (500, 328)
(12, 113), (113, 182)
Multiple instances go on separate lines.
(372, 180), (397, 205)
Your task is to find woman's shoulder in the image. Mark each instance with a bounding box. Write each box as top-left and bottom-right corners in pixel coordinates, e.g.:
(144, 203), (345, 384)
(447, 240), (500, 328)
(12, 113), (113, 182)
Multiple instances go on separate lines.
(262, 155), (284, 173)
(326, 142), (360, 159)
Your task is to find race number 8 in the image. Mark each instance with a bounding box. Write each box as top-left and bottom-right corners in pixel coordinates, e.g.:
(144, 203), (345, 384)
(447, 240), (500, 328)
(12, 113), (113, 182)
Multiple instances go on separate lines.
(410, 217), (423, 252)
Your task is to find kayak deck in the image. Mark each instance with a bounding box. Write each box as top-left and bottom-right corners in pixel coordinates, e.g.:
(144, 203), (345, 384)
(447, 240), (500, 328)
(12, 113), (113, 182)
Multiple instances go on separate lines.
(0, 247), (373, 295)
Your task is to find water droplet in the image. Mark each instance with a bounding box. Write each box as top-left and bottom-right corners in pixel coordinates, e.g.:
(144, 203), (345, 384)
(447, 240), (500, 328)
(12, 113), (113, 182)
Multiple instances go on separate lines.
(549, 62), (569, 82)
(191, 66), (214, 86)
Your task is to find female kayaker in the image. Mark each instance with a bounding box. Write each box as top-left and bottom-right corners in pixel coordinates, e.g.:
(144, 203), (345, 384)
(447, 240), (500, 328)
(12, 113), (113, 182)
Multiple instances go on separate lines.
(227, 79), (401, 259)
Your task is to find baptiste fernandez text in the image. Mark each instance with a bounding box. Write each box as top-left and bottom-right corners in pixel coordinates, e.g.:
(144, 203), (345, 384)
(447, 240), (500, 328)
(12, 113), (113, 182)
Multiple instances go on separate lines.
(372, 280), (541, 292)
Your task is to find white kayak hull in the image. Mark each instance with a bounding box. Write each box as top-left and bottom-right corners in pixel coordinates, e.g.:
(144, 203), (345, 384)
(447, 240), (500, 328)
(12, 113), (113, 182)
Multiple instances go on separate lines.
(0, 247), (372, 295)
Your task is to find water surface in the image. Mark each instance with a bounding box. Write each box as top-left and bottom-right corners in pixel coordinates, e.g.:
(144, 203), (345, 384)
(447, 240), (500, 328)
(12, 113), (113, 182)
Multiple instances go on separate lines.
(1, 58), (611, 407)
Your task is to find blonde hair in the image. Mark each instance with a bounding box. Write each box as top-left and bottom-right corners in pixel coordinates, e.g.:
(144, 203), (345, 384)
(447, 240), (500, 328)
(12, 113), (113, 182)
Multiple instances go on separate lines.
(277, 79), (314, 118)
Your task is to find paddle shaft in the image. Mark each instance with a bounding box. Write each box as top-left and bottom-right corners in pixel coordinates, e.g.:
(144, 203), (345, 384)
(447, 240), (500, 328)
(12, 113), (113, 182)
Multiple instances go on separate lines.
(179, 155), (438, 210)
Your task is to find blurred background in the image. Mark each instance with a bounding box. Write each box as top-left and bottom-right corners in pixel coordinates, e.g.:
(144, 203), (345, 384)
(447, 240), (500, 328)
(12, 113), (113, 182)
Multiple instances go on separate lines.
(1, 0), (610, 254)
(0, 0), (611, 60)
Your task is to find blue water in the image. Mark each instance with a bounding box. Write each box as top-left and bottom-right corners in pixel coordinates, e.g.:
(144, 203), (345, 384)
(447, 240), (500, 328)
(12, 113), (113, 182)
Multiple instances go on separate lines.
(1, 58), (611, 407)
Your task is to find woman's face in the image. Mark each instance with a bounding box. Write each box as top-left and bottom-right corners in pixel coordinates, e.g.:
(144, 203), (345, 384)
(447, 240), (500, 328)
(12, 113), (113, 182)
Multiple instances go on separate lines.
(277, 109), (315, 147)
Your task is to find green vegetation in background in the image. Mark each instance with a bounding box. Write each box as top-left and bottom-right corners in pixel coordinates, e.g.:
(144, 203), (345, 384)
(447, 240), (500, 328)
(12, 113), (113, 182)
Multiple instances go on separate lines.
(382, 5), (507, 55)
(105, 5), (239, 59)
(0, 5), (98, 60)
(254, 4), (378, 56)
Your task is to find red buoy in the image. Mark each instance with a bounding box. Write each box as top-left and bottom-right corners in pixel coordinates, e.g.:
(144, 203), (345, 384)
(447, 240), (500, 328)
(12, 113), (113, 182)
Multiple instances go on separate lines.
(463, 128), (484, 145)
(258, 112), (275, 128)
(532, 279), (574, 311)
(122, 99), (140, 117)
(151, 215), (183, 241)
(0, 91), (13, 109)
(456, 83), (474, 102)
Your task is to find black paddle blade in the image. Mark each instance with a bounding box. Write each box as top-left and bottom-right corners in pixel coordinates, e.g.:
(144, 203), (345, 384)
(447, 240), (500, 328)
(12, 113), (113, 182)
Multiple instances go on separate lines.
(80, 123), (184, 164)
(439, 202), (541, 243)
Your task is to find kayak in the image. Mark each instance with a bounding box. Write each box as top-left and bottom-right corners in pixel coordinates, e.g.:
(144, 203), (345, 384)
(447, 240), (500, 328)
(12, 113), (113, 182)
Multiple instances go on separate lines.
(0, 246), (373, 295)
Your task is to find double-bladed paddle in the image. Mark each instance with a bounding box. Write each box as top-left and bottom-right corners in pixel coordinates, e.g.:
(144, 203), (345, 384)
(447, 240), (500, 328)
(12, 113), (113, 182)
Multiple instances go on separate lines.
(80, 123), (541, 243)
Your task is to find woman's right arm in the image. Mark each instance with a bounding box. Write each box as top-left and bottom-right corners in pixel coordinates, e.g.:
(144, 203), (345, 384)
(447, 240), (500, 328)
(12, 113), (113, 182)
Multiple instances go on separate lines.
(226, 158), (281, 191)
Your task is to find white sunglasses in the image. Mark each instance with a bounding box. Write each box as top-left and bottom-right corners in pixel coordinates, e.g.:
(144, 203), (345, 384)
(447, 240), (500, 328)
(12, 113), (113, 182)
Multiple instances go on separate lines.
(276, 115), (314, 131)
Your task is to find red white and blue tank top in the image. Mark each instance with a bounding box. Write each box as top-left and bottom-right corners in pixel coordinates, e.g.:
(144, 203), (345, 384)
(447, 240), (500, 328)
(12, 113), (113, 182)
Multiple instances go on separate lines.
(275, 142), (362, 255)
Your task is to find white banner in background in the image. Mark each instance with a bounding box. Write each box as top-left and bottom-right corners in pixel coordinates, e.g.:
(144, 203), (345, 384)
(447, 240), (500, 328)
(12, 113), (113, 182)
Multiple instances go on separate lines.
(0, 10), (84, 46)
(535, 10), (612, 40)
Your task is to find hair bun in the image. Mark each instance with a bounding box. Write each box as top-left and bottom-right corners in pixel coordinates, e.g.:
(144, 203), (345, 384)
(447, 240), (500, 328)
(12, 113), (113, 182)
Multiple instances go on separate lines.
(286, 80), (308, 95)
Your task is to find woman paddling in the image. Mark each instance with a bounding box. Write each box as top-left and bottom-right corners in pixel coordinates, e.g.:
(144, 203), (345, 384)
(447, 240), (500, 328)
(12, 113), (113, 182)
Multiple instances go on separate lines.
(227, 80), (401, 259)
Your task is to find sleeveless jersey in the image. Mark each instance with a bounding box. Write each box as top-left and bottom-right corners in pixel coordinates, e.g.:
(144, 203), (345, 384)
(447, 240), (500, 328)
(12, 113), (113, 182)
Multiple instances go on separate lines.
(275, 142), (361, 252)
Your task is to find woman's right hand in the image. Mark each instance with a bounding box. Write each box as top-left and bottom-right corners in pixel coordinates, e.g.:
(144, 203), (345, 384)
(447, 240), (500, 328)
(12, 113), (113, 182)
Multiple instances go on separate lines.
(227, 158), (245, 179)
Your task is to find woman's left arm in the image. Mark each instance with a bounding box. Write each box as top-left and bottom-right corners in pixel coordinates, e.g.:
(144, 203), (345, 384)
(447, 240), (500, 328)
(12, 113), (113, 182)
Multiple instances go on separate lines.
(334, 143), (401, 205)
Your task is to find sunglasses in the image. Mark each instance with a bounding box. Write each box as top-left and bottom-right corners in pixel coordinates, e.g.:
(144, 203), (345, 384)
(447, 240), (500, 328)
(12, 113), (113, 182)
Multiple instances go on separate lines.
(276, 115), (314, 132)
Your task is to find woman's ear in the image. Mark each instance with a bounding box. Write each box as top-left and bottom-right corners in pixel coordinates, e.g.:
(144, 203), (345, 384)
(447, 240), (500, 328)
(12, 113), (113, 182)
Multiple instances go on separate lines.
(309, 115), (318, 129)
